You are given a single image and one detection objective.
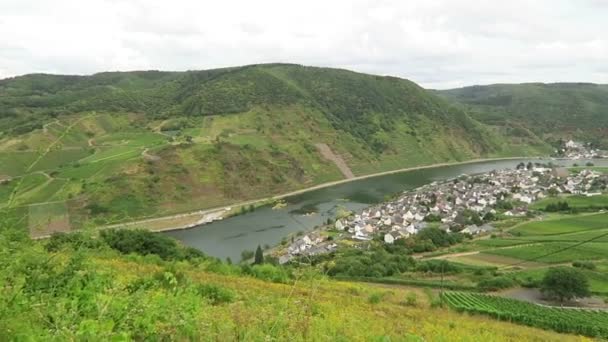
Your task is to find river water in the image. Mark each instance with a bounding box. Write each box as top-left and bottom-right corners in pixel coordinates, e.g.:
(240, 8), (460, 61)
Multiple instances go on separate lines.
(165, 158), (608, 261)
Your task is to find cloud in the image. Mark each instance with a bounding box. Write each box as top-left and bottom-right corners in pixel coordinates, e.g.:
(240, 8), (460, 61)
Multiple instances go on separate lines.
(0, 0), (606, 88)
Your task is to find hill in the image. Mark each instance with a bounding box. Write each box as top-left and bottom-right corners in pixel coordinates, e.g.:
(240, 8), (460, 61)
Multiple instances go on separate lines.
(0, 64), (548, 235)
(437, 83), (608, 147)
(0, 227), (586, 341)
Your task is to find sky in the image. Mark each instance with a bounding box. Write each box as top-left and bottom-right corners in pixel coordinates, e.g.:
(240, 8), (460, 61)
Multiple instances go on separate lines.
(0, 0), (606, 89)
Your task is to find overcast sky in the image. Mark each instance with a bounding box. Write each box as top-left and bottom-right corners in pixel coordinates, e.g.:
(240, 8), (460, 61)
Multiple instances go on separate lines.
(1, 0), (606, 89)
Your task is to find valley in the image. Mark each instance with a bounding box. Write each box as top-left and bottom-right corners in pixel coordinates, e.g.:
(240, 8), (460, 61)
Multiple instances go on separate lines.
(0, 64), (553, 238)
(2, 64), (608, 340)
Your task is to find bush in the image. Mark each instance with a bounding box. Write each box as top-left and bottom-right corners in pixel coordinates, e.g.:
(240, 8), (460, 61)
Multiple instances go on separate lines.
(477, 276), (516, 291)
(45, 231), (104, 252)
(196, 284), (234, 305)
(416, 260), (461, 274)
(241, 249), (254, 262)
(401, 292), (418, 307)
(368, 292), (385, 304)
(541, 267), (590, 301)
(545, 201), (570, 212)
(572, 261), (596, 270)
(100, 229), (206, 261)
(248, 264), (290, 283)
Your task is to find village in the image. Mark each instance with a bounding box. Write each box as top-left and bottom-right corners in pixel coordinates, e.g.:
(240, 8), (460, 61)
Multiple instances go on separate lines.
(278, 163), (608, 264)
(556, 140), (608, 159)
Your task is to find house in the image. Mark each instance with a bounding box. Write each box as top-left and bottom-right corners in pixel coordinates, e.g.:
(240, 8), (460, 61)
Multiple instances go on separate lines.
(552, 167), (569, 179)
(384, 232), (395, 244)
(279, 255), (292, 264)
(461, 225), (478, 234)
(354, 230), (371, 240)
(334, 219), (344, 230)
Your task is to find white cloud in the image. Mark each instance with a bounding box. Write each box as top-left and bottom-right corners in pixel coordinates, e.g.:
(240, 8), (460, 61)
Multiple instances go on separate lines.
(0, 0), (606, 88)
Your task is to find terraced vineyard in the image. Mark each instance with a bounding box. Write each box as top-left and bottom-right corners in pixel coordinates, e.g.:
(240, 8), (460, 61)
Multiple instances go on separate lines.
(443, 291), (608, 338)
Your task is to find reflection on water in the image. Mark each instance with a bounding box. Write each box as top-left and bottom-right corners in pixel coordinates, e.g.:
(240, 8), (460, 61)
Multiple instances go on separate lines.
(165, 158), (608, 261)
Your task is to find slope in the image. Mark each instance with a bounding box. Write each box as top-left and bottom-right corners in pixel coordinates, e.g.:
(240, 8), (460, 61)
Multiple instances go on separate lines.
(0, 64), (547, 232)
(0, 228), (589, 341)
(438, 83), (608, 147)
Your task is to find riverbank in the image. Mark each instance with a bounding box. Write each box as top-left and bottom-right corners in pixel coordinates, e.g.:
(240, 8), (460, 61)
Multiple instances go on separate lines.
(90, 156), (542, 235)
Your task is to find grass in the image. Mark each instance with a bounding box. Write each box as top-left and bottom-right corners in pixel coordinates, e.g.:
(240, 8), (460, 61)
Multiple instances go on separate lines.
(511, 213), (608, 236)
(0, 234), (587, 341)
(531, 195), (608, 210)
(0, 152), (37, 176)
(483, 241), (608, 263)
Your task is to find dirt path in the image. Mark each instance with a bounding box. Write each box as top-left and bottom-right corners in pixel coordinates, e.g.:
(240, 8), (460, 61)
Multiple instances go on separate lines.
(315, 143), (355, 179)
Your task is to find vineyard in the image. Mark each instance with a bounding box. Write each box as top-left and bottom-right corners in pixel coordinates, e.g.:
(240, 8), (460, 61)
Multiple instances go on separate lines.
(442, 291), (608, 338)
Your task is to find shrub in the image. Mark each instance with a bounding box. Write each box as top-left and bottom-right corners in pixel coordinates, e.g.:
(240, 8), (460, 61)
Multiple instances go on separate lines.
(401, 292), (418, 307)
(368, 292), (385, 304)
(416, 260), (461, 274)
(477, 276), (515, 291)
(45, 231), (104, 252)
(249, 264), (290, 283)
(541, 267), (590, 301)
(100, 229), (206, 261)
(572, 261), (596, 270)
(196, 284), (234, 305)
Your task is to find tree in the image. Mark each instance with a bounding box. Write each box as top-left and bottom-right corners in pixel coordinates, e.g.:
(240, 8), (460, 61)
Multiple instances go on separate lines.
(254, 245), (264, 264)
(241, 249), (254, 262)
(541, 267), (590, 302)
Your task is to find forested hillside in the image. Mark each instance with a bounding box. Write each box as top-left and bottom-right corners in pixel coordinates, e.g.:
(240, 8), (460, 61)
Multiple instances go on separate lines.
(438, 83), (608, 147)
(0, 64), (548, 234)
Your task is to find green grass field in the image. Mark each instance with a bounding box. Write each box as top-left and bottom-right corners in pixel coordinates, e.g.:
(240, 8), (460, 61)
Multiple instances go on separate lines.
(511, 213), (608, 236)
(483, 241), (608, 263)
(531, 195), (608, 210)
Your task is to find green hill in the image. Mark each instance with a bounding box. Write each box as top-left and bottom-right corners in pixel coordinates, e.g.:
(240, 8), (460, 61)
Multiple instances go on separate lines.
(437, 83), (608, 147)
(0, 227), (584, 341)
(0, 64), (547, 234)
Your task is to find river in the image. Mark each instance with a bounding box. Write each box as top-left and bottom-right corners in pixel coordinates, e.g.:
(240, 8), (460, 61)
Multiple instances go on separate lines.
(165, 158), (608, 261)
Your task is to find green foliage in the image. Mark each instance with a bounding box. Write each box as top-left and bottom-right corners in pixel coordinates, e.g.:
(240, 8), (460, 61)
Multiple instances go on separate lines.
(572, 261), (596, 270)
(367, 291), (386, 304)
(416, 260), (461, 274)
(443, 291), (608, 338)
(477, 276), (516, 291)
(196, 283), (235, 305)
(541, 267), (590, 302)
(544, 201), (570, 212)
(402, 292), (418, 307)
(45, 231), (104, 252)
(326, 246), (415, 278)
(246, 263), (290, 283)
(99, 229), (206, 261)
(416, 228), (464, 248)
(254, 244), (264, 264)
(0, 233), (204, 340)
(439, 83), (608, 147)
(241, 249), (254, 262)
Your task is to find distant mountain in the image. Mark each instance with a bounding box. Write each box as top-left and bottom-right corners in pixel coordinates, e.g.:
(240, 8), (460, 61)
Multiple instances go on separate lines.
(0, 64), (546, 229)
(437, 83), (608, 147)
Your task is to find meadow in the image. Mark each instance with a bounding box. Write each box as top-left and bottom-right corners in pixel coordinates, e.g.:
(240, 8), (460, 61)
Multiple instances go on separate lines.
(510, 213), (608, 236)
(531, 195), (608, 210)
